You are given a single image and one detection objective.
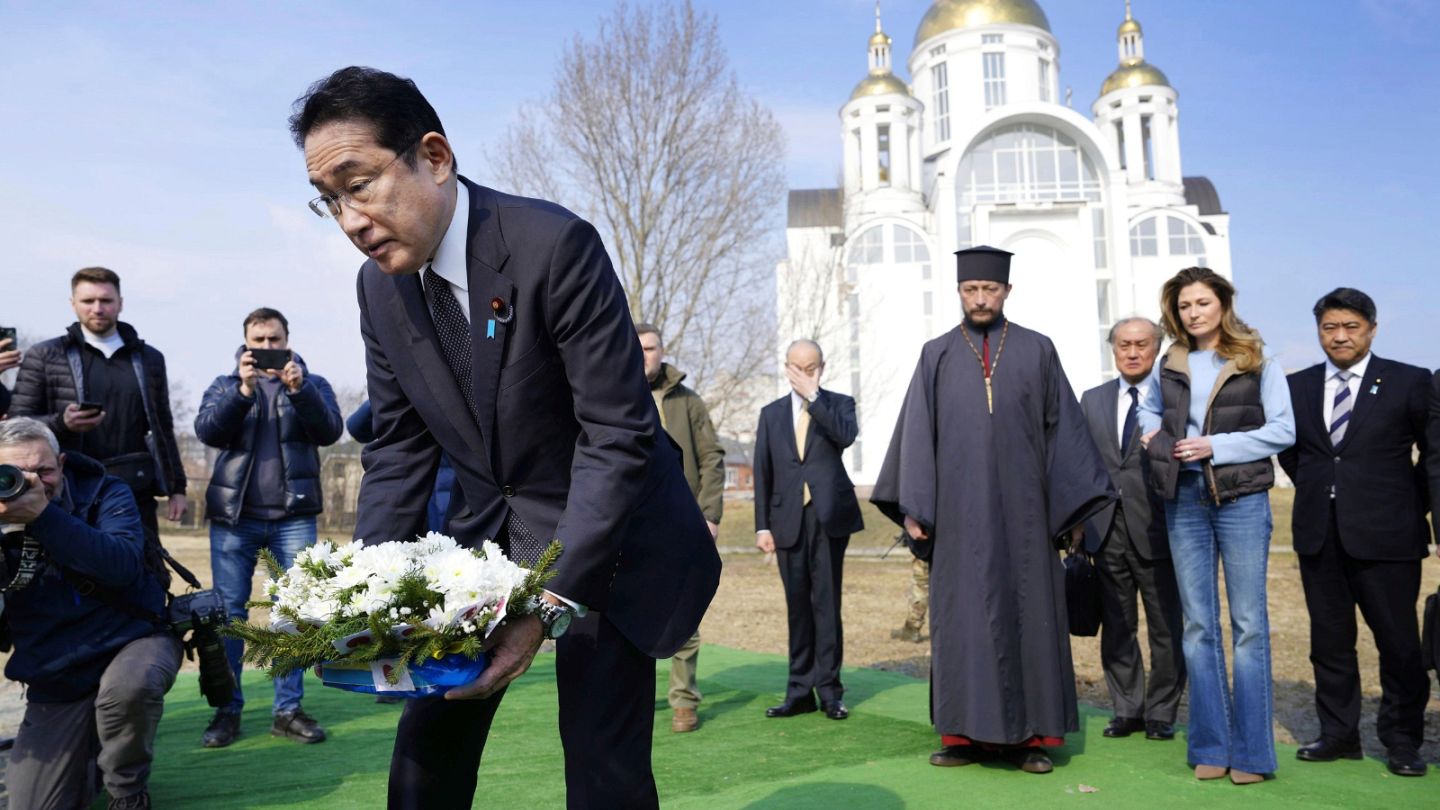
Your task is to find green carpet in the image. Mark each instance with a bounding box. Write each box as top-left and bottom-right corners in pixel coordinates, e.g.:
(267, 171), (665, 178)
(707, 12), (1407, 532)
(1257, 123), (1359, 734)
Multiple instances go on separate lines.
(140, 646), (1432, 809)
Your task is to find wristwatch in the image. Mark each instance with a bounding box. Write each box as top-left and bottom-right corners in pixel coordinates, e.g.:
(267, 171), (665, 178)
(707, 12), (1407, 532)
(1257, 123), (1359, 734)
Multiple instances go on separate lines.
(537, 601), (576, 640)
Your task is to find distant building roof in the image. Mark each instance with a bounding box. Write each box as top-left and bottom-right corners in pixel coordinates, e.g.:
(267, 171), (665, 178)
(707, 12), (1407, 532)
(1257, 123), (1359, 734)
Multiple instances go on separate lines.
(1183, 177), (1224, 216)
(788, 189), (844, 229)
(719, 435), (754, 466)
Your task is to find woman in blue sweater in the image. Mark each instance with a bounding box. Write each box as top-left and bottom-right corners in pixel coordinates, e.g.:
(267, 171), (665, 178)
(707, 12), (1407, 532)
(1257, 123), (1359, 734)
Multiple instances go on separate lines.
(1139, 267), (1295, 784)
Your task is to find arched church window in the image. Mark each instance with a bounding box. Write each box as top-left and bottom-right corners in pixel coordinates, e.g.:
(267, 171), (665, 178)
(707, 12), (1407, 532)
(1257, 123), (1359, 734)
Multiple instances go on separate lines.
(1129, 217), (1158, 256)
(892, 225), (930, 263)
(847, 226), (884, 264)
(958, 124), (1102, 206)
(1167, 216), (1206, 260)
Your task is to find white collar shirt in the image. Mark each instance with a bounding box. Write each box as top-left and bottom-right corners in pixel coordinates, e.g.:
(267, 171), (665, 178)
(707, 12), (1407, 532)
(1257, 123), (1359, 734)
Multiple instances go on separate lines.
(1322, 352), (1371, 428)
(1115, 376), (1150, 451)
(417, 182), (471, 321)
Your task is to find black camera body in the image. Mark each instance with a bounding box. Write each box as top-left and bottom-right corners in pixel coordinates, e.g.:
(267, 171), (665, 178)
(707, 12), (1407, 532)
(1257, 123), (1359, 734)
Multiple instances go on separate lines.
(0, 464), (29, 502)
(169, 589), (236, 708)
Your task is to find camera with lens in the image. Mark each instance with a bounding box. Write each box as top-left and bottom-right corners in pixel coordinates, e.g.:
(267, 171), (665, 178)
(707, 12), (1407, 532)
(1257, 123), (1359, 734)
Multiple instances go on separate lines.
(0, 464), (28, 502)
(169, 589), (236, 708)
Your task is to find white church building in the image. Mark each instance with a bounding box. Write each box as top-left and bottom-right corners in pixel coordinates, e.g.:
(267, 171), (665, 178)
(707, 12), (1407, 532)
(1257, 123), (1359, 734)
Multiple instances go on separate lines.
(776, 0), (1232, 484)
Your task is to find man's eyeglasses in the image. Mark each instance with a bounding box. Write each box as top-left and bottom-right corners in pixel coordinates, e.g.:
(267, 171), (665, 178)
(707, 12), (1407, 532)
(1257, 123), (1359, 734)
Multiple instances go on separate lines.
(307, 144), (416, 219)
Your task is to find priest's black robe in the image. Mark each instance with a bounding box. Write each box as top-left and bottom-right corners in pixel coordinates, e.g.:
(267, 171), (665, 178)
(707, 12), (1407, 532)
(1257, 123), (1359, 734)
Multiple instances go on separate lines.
(871, 318), (1115, 744)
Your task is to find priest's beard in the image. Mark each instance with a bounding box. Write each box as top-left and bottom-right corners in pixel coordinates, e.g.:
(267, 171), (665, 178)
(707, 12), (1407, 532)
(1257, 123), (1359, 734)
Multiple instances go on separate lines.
(963, 309), (1004, 330)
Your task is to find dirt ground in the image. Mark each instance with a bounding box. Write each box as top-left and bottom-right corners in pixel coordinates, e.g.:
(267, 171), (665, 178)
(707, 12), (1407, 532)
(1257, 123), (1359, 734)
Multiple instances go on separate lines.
(4, 530), (1438, 766)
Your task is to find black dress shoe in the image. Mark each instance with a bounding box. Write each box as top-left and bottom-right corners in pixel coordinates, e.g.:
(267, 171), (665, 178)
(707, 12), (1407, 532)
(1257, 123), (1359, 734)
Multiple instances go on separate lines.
(765, 696), (818, 718)
(200, 711), (240, 749)
(1005, 749), (1054, 774)
(1103, 716), (1145, 738)
(1145, 720), (1175, 740)
(1296, 739), (1362, 762)
(271, 708), (327, 744)
(822, 700), (849, 720)
(930, 745), (980, 767)
(1386, 746), (1427, 777)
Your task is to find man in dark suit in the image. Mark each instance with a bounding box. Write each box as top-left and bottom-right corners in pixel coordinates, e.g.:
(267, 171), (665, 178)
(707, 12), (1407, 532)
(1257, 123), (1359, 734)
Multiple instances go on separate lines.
(754, 339), (862, 721)
(1278, 288), (1432, 778)
(1081, 317), (1186, 743)
(290, 67), (721, 810)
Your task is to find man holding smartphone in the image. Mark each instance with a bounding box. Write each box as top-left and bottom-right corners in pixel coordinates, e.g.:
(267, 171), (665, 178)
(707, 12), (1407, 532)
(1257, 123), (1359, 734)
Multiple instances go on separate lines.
(193, 307), (343, 749)
(0, 326), (21, 417)
(10, 267), (188, 546)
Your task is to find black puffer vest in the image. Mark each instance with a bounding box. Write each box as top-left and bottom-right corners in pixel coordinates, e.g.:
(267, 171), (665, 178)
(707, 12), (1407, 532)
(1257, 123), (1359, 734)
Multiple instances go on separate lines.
(1146, 344), (1274, 503)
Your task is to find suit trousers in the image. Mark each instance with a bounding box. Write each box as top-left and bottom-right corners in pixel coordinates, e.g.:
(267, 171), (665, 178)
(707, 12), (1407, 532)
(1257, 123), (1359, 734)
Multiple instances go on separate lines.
(1096, 518), (1186, 723)
(1298, 503), (1427, 750)
(387, 612), (658, 810)
(777, 503), (848, 703)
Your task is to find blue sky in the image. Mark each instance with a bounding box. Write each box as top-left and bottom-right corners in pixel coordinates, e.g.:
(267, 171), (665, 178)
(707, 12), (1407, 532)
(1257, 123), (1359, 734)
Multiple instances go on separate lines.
(2, 0), (1437, 406)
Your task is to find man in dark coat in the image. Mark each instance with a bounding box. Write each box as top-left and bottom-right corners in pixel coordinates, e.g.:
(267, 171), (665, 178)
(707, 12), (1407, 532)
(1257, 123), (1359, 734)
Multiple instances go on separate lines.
(1277, 288), (1433, 777)
(193, 307), (344, 749)
(872, 246), (1114, 774)
(753, 339), (862, 721)
(291, 66), (720, 810)
(1080, 317), (1185, 743)
(10, 267), (188, 547)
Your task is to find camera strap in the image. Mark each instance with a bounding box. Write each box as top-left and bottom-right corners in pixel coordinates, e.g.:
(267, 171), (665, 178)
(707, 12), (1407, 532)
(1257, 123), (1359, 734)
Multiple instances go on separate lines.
(1, 534), (46, 593)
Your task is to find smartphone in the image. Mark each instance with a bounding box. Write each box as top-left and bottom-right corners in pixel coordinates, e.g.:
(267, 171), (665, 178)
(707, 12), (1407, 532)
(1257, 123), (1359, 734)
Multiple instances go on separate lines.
(249, 348), (293, 371)
(0, 325), (16, 347)
(77, 400), (105, 414)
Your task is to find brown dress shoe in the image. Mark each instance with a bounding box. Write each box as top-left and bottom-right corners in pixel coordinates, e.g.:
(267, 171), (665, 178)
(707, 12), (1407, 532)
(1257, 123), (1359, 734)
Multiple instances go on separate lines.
(1194, 764), (1227, 780)
(1229, 769), (1265, 785)
(1006, 749), (1053, 774)
(672, 707), (698, 733)
(929, 745), (979, 767)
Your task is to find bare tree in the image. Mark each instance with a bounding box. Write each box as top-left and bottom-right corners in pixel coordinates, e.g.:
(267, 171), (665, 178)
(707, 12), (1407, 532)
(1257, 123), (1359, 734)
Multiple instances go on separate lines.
(494, 0), (786, 434)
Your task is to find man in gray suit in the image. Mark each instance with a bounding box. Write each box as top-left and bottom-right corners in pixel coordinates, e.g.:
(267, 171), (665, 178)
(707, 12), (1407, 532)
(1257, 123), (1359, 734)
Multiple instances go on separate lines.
(1081, 317), (1186, 741)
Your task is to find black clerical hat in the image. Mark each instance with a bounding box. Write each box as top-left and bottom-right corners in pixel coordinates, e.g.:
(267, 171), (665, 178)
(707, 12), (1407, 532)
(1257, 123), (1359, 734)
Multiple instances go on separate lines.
(955, 245), (1013, 284)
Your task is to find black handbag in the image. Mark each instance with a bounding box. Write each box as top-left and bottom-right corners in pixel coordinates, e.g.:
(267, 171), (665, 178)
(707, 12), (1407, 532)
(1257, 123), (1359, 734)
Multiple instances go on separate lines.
(1064, 550), (1103, 637)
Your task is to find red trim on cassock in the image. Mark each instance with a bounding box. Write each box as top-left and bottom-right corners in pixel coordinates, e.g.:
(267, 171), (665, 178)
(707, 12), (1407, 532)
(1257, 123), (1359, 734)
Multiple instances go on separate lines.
(941, 734), (1064, 750)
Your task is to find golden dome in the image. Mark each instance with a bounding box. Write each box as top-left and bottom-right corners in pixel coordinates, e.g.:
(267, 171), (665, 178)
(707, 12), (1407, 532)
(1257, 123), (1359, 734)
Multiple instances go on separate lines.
(1100, 62), (1171, 96)
(869, 30), (892, 47)
(1118, 17), (1141, 36)
(849, 73), (910, 101)
(915, 0), (1051, 45)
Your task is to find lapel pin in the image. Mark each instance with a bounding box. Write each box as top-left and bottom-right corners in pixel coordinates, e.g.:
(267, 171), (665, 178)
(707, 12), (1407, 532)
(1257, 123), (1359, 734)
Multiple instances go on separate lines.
(486, 319), (496, 340)
(490, 296), (514, 324)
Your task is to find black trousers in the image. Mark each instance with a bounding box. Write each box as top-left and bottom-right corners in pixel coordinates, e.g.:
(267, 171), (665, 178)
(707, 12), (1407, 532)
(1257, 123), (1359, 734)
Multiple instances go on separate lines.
(776, 503), (848, 703)
(1298, 504), (1427, 750)
(387, 611), (658, 810)
(1097, 519), (1186, 723)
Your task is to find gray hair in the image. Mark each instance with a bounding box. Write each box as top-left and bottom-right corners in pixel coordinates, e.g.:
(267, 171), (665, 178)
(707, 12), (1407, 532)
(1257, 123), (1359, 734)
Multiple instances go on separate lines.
(1106, 316), (1164, 345)
(785, 339), (825, 364)
(0, 417), (61, 457)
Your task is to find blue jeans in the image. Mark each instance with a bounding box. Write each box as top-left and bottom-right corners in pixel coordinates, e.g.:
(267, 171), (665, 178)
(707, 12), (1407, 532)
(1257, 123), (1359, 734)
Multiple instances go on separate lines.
(210, 515), (317, 715)
(1165, 471), (1276, 774)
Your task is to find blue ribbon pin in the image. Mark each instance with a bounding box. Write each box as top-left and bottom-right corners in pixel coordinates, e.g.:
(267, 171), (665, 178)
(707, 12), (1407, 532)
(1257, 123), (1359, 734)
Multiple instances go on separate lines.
(486, 319), (496, 340)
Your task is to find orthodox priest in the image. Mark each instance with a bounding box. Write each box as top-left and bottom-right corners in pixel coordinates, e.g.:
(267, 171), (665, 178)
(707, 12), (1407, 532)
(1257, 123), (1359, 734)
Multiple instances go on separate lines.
(871, 246), (1115, 775)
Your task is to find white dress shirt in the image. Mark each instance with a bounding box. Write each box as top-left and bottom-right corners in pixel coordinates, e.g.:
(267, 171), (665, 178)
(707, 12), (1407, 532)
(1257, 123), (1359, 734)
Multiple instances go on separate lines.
(416, 183), (471, 320)
(790, 389), (818, 432)
(1115, 377), (1149, 451)
(1323, 352), (1371, 429)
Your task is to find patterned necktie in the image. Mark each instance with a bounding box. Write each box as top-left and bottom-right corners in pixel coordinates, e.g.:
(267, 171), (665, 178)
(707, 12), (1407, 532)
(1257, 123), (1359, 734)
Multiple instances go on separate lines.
(1329, 369), (1355, 446)
(424, 267), (542, 564)
(797, 399), (812, 505)
(1121, 386), (1139, 457)
(423, 266), (478, 425)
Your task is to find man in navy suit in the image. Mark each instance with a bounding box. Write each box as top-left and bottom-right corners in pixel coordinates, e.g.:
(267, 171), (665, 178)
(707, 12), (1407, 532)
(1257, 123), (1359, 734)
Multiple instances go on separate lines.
(753, 339), (862, 721)
(290, 67), (720, 810)
(1278, 288), (1433, 777)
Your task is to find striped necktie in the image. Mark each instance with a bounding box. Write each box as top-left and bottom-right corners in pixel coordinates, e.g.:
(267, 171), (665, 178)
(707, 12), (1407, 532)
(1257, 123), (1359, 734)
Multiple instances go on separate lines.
(1329, 369), (1355, 446)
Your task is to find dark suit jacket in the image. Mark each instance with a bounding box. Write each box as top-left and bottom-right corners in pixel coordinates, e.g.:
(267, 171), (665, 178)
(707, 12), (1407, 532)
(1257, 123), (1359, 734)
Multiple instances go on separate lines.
(1278, 356), (1432, 561)
(1081, 380), (1168, 559)
(353, 178), (721, 658)
(753, 389), (863, 548)
(1430, 370), (1440, 538)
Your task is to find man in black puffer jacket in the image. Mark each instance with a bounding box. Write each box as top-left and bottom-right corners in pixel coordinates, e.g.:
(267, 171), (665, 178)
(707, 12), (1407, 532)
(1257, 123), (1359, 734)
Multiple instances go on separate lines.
(10, 268), (189, 554)
(193, 307), (342, 750)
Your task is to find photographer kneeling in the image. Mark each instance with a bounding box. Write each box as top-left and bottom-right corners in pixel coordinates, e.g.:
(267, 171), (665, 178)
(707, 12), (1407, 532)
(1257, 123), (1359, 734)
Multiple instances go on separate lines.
(0, 417), (180, 810)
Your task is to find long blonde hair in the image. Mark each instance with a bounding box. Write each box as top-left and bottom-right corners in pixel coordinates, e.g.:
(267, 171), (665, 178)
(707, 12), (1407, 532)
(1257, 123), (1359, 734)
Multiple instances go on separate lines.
(1159, 267), (1265, 374)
